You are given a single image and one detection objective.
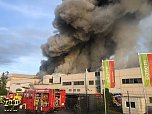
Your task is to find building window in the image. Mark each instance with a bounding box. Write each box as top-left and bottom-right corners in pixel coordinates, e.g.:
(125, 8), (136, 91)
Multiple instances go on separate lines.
(122, 78), (142, 84)
(49, 79), (53, 83)
(62, 82), (72, 86)
(60, 77), (61, 83)
(74, 81), (84, 85)
(126, 102), (135, 108)
(95, 71), (100, 76)
(137, 78), (142, 83)
(126, 102), (130, 107)
(149, 97), (152, 103)
(126, 79), (129, 84)
(89, 81), (94, 85)
(131, 102), (135, 108)
(69, 89), (72, 92)
(134, 79), (138, 83)
(122, 79), (125, 84)
(130, 79), (134, 83)
(95, 71), (101, 93)
(73, 89), (76, 92)
(77, 89), (80, 92)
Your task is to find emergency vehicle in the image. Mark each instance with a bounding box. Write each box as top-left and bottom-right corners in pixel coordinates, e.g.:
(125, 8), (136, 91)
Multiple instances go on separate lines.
(22, 89), (66, 113)
(112, 94), (122, 107)
(15, 89), (23, 103)
(7, 92), (15, 99)
(22, 90), (35, 111)
(4, 92), (20, 112)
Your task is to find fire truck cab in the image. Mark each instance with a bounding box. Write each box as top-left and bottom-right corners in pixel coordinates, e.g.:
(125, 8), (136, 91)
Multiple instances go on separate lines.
(22, 89), (66, 113)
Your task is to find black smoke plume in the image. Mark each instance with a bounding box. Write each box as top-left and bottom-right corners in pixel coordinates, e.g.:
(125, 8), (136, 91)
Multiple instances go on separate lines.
(40, 0), (152, 75)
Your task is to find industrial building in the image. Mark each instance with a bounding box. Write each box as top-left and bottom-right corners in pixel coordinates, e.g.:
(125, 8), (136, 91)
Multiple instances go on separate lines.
(34, 67), (152, 114)
(5, 67), (152, 113)
(6, 73), (40, 92)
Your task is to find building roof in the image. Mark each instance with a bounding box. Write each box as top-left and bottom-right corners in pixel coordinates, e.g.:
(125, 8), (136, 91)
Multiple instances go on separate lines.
(8, 73), (39, 79)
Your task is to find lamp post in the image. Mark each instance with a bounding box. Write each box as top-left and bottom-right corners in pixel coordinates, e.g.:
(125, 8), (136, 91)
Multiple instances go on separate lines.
(103, 80), (107, 114)
(127, 91), (131, 114)
(85, 68), (88, 114)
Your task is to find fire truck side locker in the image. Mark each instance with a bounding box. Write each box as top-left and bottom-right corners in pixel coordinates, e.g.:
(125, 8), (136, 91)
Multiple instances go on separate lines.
(60, 90), (66, 108)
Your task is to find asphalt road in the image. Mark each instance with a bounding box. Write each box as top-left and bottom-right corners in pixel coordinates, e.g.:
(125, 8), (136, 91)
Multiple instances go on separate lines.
(0, 106), (98, 114)
(0, 106), (75, 114)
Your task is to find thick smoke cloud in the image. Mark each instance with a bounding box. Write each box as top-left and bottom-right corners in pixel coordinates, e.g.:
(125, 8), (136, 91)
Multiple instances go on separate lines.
(40, 0), (152, 75)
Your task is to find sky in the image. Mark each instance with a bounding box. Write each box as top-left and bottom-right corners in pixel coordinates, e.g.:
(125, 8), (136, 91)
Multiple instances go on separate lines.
(0, 0), (62, 75)
(1, 0), (152, 75)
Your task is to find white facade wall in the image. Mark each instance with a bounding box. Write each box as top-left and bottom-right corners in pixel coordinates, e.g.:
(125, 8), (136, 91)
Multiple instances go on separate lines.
(6, 74), (40, 92)
(38, 71), (102, 94)
(109, 67), (152, 114)
(40, 68), (152, 97)
(42, 74), (66, 84)
(122, 97), (146, 114)
(11, 82), (31, 92)
(42, 75), (53, 84)
(38, 67), (152, 113)
(61, 72), (97, 94)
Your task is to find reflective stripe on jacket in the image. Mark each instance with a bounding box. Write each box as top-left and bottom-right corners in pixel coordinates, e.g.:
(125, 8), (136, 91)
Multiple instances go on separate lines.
(9, 100), (13, 106)
(14, 100), (19, 106)
(4, 101), (9, 106)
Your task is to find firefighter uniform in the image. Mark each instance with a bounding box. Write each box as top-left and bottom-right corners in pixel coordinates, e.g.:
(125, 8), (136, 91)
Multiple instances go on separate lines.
(13, 98), (19, 111)
(4, 98), (9, 112)
(2, 97), (6, 105)
(8, 98), (13, 111)
(37, 99), (42, 112)
(55, 97), (59, 106)
(35, 99), (38, 113)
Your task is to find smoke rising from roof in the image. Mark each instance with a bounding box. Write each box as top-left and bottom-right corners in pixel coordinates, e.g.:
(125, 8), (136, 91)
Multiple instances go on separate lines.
(40, 0), (152, 75)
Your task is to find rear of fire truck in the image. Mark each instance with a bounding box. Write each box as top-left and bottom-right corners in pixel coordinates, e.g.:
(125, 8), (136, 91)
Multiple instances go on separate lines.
(34, 89), (66, 113)
(22, 89), (66, 113)
(55, 89), (66, 109)
(22, 90), (36, 112)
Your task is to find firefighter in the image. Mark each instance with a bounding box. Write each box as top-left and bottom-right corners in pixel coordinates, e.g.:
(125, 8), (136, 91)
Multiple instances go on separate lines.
(8, 97), (13, 111)
(55, 97), (59, 106)
(36, 99), (42, 114)
(37, 99), (42, 112)
(2, 97), (6, 105)
(4, 98), (9, 112)
(13, 97), (19, 111)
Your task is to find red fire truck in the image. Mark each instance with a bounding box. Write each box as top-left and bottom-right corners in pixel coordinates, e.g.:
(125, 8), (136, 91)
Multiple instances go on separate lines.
(22, 89), (66, 113)
(7, 92), (15, 99)
(22, 90), (36, 111)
